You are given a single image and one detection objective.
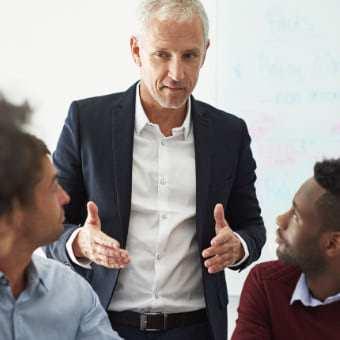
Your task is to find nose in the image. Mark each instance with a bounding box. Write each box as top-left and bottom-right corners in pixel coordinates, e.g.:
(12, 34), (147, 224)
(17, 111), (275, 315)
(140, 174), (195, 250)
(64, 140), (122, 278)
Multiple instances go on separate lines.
(168, 57), (185, 82)
(58, 185), (70, 206)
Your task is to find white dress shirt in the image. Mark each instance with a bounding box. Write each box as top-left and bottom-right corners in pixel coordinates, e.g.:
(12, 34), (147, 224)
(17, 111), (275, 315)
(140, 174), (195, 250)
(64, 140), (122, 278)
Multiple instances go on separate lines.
(66, 84), (249, 313)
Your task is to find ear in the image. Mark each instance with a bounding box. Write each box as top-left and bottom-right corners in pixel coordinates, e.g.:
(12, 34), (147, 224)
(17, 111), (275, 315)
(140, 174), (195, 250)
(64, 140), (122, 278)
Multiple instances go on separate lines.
(200, 39), (210, 68)
(324, 231), (340, 257)
(130, 36), (142, 67)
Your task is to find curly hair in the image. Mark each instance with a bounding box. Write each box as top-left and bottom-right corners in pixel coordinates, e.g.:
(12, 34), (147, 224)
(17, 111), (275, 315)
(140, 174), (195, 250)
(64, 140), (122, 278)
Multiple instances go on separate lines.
(314, 159), (340, 231)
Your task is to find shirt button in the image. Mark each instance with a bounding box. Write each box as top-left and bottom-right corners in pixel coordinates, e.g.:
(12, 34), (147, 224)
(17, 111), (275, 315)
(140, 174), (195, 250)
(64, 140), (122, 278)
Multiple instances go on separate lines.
(161, 213), (167, 220)
(156, 253), (161, 260)
(154, 291), (159, 299)
(160, 140), (166, 146)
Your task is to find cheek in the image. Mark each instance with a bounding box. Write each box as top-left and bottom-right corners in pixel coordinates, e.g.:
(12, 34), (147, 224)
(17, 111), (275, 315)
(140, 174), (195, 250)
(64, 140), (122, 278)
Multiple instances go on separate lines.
(283, 222), (299, 244)
(187, 65), (201, 84)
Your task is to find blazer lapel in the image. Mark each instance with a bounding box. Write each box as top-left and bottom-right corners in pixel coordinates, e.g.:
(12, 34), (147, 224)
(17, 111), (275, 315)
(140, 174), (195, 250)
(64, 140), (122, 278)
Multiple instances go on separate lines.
(111, 83), (137, 246)
(192, 97), (213, 250)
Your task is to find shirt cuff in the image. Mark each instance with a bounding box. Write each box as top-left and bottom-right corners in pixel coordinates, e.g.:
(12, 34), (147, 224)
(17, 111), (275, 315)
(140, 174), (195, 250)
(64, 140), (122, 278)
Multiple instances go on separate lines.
(66, 228), (92, 269)
(228, 232), (249, 268)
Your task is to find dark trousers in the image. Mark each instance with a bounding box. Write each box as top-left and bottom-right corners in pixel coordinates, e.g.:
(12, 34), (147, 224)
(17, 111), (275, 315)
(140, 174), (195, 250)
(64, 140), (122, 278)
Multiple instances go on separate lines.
(112, 322), (213, 340)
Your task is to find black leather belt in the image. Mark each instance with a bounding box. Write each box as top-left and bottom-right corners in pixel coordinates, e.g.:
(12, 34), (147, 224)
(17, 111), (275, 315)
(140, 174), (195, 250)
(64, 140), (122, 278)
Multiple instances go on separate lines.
(108, 309), (207, 331)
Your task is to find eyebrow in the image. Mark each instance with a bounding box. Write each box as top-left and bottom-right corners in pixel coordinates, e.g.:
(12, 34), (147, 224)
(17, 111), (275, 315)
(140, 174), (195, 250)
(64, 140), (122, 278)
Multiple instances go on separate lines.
(154, 47), (201, 54)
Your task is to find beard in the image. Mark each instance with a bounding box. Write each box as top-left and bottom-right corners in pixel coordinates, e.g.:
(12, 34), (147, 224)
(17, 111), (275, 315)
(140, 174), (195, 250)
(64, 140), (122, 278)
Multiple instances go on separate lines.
(277, 242), (326, 275)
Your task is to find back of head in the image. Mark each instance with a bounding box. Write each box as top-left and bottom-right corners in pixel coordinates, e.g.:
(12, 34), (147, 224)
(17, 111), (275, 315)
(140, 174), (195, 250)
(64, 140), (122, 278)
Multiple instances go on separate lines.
(136, 0), (209, 43)
(0, 92), (31, 129)
(314, 159), (340, 232)
(0, 94), (49, 216)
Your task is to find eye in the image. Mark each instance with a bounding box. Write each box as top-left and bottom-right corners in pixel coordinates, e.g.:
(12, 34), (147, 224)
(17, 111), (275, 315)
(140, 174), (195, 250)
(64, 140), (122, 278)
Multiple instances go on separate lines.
(155, 51), (170, 59)
(183, 52), (198, 60)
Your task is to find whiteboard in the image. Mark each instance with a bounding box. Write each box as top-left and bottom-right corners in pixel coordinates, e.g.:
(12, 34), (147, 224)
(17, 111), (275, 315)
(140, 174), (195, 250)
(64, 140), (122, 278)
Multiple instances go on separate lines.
(216, 0), (340, 294)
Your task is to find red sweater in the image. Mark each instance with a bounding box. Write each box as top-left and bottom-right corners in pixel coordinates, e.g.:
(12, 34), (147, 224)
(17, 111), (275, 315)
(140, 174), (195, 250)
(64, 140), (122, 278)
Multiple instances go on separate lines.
(231, 260), (340, 340)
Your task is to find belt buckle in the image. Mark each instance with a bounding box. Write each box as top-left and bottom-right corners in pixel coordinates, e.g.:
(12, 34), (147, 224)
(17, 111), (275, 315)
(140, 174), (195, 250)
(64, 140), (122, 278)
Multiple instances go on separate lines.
(140, 312), (167, 331)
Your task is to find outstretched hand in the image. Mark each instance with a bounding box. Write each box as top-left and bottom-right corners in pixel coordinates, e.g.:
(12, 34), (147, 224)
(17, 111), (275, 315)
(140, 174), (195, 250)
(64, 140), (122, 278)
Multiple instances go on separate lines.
(72, 201), (130, 268)
(202, 203), (244, 274)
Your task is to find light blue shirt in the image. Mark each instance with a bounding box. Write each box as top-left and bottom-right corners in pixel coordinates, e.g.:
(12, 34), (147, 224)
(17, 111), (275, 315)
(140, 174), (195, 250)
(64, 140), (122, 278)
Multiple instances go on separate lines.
(290, 273), (340, 307)
(0, 254), (122, 340)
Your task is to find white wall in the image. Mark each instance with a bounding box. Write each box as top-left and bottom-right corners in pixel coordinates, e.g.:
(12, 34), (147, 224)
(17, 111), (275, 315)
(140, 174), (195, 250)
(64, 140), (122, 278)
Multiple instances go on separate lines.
(1, 1), (339, 300)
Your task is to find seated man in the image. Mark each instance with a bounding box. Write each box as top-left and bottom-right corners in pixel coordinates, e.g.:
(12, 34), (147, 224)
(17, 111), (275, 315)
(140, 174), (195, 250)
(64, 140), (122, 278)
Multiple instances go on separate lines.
(0, 95), (122, 340)
(232, 158), (340, 340)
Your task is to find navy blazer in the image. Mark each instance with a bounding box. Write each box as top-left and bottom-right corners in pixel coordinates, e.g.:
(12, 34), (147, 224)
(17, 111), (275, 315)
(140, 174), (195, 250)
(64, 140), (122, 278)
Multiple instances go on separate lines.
(46, 83), (266, 340)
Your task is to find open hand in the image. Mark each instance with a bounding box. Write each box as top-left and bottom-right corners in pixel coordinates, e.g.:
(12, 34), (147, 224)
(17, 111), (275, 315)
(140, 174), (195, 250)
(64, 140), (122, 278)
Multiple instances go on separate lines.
(73, 201), (130, 268)
(202, 203), (244, 274)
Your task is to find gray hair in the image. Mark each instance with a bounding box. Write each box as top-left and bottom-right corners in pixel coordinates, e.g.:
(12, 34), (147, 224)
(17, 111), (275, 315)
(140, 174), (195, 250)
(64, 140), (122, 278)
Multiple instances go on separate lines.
(136, 0), (209, 43)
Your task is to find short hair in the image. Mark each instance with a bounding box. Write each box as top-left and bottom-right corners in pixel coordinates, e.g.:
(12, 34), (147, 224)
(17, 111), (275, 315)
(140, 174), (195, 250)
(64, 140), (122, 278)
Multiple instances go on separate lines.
(0, 95), (50, 216)
(314, 158), (340, 231)
(136, 0), (209, 43)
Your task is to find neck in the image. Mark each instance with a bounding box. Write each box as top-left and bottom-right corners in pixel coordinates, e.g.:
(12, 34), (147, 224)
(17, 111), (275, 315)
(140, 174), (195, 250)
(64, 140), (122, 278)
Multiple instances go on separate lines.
(305, 266), (340, 301)
(0, 237), (34, 298)
(139, 85), (188, 137)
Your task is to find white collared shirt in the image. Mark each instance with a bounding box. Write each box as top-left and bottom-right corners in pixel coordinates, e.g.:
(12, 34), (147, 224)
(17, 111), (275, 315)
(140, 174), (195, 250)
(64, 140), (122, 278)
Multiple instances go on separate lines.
(290, 273), (340, 307)
(109, 86), (205, 312)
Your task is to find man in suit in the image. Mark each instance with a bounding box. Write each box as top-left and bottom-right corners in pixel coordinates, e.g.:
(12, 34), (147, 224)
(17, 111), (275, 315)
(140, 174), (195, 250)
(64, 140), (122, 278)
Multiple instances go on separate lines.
(0, 94), (121, 339)
(46, 0), (266, 339)
(231, 159), (340, 340)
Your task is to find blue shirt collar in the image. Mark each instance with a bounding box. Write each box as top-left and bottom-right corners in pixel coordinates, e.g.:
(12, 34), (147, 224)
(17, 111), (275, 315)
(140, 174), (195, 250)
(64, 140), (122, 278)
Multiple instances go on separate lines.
(0, 255), (49, 295)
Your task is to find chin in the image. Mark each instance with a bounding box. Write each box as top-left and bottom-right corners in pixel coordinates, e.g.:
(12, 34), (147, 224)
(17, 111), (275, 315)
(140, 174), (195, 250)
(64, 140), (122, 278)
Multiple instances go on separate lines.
(160, 98), (187, 110)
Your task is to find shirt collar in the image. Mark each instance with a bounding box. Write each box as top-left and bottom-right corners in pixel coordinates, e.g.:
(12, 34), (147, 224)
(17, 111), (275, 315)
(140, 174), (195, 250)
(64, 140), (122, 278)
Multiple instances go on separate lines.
(27, 255), (49, 293)
(135, 82), (192, 140)
(0, 255), (49, 295)
(290, 273), (340, 307)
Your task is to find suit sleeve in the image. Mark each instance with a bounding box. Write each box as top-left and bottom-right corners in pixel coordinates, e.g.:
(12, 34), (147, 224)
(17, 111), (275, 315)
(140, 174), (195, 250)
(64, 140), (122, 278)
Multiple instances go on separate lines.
(231, 266), (272, 340)
(45, 102), (90, 277)
(226, 119), (266, 270)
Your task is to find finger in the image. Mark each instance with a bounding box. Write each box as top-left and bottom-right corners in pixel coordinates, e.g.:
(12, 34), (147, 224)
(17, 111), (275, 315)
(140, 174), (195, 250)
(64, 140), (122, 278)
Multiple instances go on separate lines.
(92, 243), (130, 262)
(86, 201), (101, 228)
(202, 242), (233, 258)
(92, 253), (126, 269)
(207, 262), (227, 274)
(92, 243), (123, 258)
(204, 253), (234, 268)
(214, 203), (226, 233)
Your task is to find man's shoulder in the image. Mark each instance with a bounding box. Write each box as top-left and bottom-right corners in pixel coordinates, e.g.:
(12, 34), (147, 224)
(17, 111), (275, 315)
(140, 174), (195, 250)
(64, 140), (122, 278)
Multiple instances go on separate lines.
(33, 254), (93, 293)
(193, 98), (248, 140)
(73, 90), (126, 111)
(70, 82), (137, 114)
(250, 260), (301, 285)
(193, 98), (244, 125)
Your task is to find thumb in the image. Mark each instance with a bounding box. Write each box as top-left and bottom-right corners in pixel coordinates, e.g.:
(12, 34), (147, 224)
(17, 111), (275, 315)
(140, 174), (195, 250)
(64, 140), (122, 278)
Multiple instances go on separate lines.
(214, 203), (228, 234)
(85, 201), (101, 229)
